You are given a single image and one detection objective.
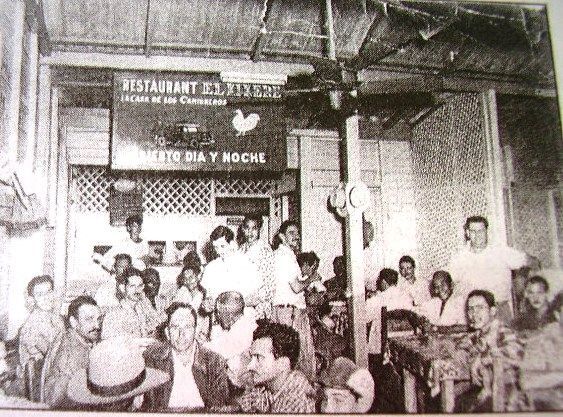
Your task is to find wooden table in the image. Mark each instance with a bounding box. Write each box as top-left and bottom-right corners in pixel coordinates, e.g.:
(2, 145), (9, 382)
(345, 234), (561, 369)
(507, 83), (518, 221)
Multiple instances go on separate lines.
(388, 333), (471, 413)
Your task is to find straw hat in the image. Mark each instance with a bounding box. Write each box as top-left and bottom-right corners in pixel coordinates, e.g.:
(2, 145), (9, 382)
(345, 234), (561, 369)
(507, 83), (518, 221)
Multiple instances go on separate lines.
(66, 337), (169, 405)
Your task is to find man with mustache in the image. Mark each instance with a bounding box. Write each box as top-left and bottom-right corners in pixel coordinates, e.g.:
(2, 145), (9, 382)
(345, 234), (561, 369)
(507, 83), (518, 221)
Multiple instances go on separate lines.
(102, 267), (153, 338)
(43, 296), (102, 407)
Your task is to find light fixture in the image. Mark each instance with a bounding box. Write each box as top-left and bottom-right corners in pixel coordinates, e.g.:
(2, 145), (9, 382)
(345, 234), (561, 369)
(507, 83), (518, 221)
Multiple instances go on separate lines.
(220, 71), (287, 85)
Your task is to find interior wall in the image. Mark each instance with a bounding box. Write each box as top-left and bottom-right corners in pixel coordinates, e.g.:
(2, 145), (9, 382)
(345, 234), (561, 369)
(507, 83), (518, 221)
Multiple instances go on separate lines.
(411, 93), (492, 281)
(498, 95), (563, 269)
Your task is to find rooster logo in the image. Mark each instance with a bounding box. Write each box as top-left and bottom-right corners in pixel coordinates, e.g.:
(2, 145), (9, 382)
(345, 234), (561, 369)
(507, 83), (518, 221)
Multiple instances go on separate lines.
(232, 109), (260, 136)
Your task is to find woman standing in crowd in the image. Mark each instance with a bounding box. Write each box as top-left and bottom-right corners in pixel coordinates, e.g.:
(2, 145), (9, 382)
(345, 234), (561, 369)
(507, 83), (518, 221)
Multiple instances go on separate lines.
(238, 214), (275, 319)
(271, 220), (316, 381)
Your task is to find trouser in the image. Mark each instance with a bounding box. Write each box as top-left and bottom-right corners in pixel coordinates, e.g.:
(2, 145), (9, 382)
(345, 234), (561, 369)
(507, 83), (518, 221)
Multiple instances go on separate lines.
(273, 305), (316, 382)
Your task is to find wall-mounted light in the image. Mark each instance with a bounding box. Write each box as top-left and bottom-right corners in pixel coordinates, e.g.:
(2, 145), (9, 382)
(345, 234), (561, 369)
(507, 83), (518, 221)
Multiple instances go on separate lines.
(220, 71), (287, 85)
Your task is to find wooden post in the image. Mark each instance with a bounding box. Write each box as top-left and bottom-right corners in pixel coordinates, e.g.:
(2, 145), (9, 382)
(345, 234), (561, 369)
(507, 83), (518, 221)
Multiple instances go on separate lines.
(22, 17), (39, 169)
(3, 0), (26, 162)
(440, 379), (455, 412)
(343, 114), (368, 368)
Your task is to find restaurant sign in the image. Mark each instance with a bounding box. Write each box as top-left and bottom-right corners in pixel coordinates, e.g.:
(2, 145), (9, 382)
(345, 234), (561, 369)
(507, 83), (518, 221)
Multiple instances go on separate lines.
(111, 71), (286, 171)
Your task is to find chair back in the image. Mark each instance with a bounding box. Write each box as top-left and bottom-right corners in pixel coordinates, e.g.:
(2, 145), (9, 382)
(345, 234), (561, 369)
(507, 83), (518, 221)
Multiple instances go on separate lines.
(381, 307), (418, 355)
(492, 356), (505, 412)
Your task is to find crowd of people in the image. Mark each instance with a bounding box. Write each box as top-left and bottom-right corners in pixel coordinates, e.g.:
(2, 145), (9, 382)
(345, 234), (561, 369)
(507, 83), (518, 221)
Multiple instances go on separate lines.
(0, 213), (561, 412)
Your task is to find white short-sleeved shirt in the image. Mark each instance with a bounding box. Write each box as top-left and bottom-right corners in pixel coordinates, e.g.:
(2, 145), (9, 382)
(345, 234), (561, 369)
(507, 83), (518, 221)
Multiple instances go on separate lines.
(273, 245), (306, 309)
(448, 244), (527, 304)
(101, 238), (149, 270)
(200, 252), (261, 302)
(397, 277), (430, 306)
(416, 296), (466, 326)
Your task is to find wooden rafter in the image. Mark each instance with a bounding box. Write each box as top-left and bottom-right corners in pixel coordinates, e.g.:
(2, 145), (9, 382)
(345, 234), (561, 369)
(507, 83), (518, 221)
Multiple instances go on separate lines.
(143, 0), (154, 57)
(251, 0), (275, 62)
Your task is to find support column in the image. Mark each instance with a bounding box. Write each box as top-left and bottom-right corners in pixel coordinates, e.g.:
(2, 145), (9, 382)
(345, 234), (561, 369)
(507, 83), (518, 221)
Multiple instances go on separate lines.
(2, 0), (25, 162)
(21, 17), (39, 169)
(482, 89), (508, 245)
(343, 114), (368, 368)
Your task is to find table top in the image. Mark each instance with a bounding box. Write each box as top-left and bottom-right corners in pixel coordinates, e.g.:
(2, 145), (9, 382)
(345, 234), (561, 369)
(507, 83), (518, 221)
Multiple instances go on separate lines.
(388, 333), (471, 383)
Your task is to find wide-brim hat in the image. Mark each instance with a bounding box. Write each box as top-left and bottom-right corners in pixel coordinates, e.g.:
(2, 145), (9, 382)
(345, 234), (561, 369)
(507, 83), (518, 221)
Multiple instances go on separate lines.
(67, 366), (169, 405)
(66, 336), (169, 405)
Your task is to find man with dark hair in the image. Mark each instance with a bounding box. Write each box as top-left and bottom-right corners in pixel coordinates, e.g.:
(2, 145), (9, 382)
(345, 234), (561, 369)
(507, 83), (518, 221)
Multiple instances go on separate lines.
(397, 255), (429, 306)
(455, 289), (524, 412)
(143, 302), (230, 411)
(324, 255), (347, 302)
(365, 268), (412, 356)
(512, 275), (557, 331)
(101, 267), (154, 339)
(449, 215), (539, 321)
(200, 225), (261, 310)
(96, 214), (149, 272)
(44, 296), (102, 407)
(241, 320), (315, 413)
(19, 275), (64, 367)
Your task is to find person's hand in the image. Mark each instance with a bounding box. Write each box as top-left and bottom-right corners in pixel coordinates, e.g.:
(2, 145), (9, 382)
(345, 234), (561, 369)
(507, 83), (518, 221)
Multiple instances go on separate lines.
(201, 297), (214, 313)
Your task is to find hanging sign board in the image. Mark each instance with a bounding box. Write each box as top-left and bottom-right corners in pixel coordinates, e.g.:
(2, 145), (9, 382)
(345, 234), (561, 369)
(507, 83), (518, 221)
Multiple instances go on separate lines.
(111, 71), (286, 171)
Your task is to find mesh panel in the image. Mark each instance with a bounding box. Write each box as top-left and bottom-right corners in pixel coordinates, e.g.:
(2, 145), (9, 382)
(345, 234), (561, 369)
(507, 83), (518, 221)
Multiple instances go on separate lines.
(73, 166), (114, 212)
(72, 167), (281, 216)
(141, 176), (211, 215)
(412, 94), (490, 279)
(214, 178), (276, 196)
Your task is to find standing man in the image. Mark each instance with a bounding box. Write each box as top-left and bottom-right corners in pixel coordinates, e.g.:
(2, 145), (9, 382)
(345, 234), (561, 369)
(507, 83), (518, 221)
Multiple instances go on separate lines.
(143, 302), (230, 411)
(94, 253), (132, 310)
(449, 215), (538, 320)
(397, 255), (429, 306)
(240, 321), (315, 413)
(96, 214), (150, 272)
(201, 226), (261, 309)
(101, 267), (152, 339)
(43, 296), (102, 407)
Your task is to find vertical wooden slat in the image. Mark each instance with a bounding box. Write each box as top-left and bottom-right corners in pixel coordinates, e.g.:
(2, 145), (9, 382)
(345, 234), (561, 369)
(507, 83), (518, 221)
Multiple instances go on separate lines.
(3, 0), (26, 163)
(22, 16), (39, 169)
(403, 368), (417, 413)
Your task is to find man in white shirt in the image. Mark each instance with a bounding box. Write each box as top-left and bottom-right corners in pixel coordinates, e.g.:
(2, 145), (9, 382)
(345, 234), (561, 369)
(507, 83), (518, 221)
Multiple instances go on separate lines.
(143, 302), (230, 411)
(397, 255), (430, 306)
(365, 268), (412, 355)
(94, 253), (131, 310)
(95, 215), (150, 272)
(205, 291), (257, 361)
(101, 267), (152, 339)
(448, 215), (538, 320)
(201, 226), (261, 309)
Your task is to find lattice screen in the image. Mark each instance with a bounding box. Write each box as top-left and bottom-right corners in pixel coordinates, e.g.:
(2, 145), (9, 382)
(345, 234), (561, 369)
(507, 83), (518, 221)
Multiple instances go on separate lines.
(72, 166), (280, 216)
(411, 93), (490, 279)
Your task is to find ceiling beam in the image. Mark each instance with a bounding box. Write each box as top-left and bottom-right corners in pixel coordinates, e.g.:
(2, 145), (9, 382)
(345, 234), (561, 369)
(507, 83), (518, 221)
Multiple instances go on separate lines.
(143, 0), (155, 58)
(251, 0), (275, 62)
(40, 51), (313, 76)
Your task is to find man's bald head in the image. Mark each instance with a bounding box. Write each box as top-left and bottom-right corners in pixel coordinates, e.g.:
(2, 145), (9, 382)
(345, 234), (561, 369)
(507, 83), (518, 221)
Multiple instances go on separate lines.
(216, 291), (245, 330)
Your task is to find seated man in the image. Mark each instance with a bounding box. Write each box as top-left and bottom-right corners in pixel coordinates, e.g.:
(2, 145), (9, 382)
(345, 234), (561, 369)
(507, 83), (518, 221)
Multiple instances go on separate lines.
(416, 270), (466, 329)
(512, 275), (558, 331)
(320, 356), (375, 413)
(324, 256), (347, 302)
(19, 275), (65, 368)
(94, 253), (131, 310)
(101, 267), (153, 339)
(205, 291), (257, 361)
(143, 302), (230, 411)
(365, 268), (413, 355)
(311, 302), (349, 377)
(397, 255), (430, 306)
(455, 290), (524, 412)
(238, 320), (315, 413)
(43, 296), (102, 407)
(140, 268), (168, 332)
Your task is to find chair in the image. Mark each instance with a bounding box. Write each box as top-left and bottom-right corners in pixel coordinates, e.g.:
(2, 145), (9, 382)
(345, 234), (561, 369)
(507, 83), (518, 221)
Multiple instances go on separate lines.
(380, 307), (420, 355)
(491, 357), (505, 412)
